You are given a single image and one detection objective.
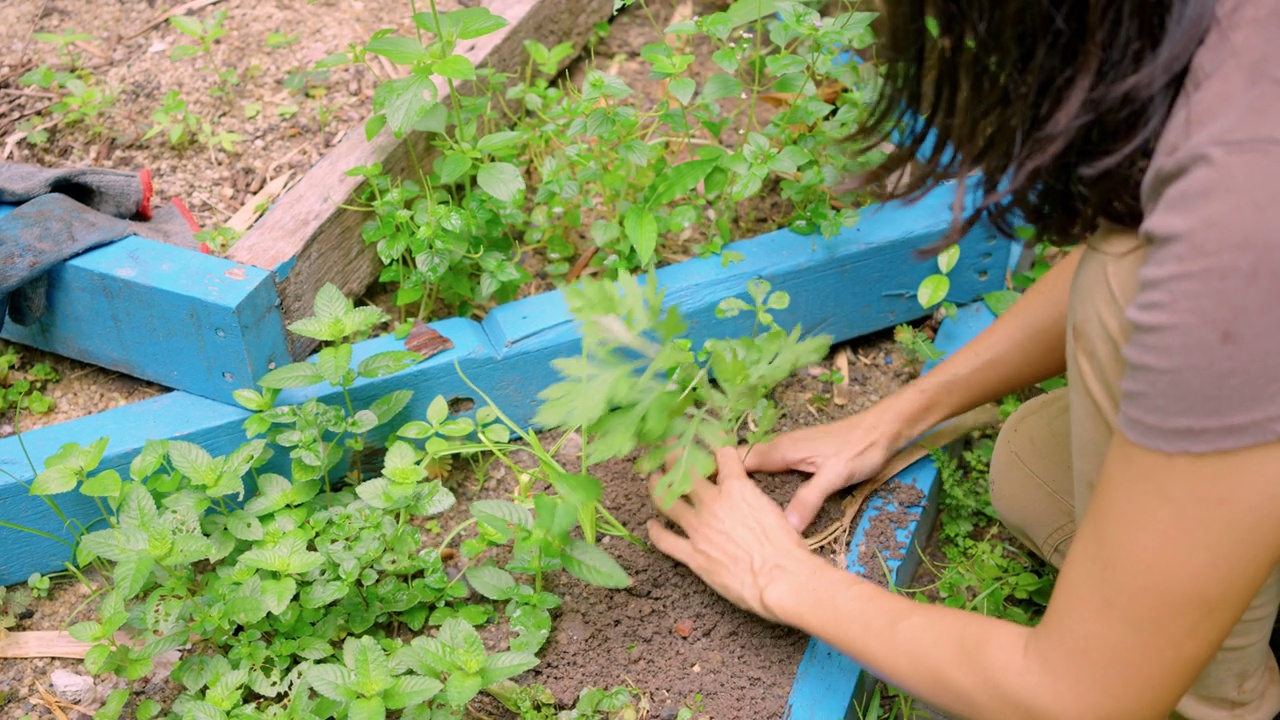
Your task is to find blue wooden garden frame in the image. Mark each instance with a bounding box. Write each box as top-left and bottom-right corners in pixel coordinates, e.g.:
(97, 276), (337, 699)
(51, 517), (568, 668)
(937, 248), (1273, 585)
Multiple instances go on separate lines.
(0, 203), (291, 406)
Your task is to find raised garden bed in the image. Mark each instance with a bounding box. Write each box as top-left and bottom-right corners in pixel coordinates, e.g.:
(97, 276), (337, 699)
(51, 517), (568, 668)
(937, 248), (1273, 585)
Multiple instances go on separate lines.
(1, 1), (1023, 718)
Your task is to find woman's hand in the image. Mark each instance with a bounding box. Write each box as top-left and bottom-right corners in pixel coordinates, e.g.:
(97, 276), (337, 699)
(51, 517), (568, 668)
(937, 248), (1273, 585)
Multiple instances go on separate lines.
(738, 405), (905, 531)
(646, 447), (826, 624)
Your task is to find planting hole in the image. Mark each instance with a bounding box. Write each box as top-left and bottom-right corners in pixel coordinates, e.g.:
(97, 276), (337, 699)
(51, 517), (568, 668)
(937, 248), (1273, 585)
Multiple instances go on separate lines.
(976, 270), (989, 281)
(449, 397), (475, 414)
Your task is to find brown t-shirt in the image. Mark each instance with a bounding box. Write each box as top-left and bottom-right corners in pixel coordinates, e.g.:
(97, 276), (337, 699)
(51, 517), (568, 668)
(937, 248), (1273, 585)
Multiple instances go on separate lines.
(1121, 0), (1280, 453)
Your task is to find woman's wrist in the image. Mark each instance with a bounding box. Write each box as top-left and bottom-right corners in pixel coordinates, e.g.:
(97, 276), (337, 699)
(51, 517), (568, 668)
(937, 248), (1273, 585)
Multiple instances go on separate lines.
(761, 551), (851, 628)
(861, 378), (952, 452)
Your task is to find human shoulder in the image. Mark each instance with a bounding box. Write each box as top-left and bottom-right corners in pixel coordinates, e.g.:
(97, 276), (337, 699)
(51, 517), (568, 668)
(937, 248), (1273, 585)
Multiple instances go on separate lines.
(1121, 0), (1280, 455)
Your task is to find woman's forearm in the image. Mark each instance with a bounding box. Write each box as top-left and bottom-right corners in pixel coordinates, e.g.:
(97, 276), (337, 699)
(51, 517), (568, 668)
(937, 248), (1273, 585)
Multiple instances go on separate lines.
(772, 556), (1058, 720)
(882, 245), (1083, 444)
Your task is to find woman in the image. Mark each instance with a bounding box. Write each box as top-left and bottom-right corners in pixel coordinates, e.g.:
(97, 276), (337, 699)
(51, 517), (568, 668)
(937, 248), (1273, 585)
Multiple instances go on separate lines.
(646, 1), (1280, 718)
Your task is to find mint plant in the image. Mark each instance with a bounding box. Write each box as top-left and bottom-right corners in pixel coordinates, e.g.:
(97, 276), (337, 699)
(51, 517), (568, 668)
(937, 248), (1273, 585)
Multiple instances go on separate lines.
(16, 283), (639, 718)
(0, 344), (59, 418)
(324, 0), (884, 322)
(536, 274), (830, 505)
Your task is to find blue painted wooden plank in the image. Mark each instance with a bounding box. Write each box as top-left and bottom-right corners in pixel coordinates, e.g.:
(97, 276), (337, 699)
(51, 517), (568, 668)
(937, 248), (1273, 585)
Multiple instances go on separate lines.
(0, 203), (291, 404)
(0, 188), (1012, 586)
(785, 302), (997, 720)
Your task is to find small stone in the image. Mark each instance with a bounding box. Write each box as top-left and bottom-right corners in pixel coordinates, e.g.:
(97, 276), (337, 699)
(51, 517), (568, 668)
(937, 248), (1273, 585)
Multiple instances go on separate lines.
(673, 619), (694, 638)
(50, 669), (96, 705)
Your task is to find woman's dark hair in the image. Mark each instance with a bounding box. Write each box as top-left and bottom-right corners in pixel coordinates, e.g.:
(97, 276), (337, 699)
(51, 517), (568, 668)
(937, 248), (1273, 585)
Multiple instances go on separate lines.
(852, 0), (1217, 246)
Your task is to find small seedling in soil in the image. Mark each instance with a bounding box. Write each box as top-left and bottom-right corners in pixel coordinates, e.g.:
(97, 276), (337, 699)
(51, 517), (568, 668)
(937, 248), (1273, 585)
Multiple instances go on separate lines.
(535, 274), (830, 505)
(0, 344), (59, 419)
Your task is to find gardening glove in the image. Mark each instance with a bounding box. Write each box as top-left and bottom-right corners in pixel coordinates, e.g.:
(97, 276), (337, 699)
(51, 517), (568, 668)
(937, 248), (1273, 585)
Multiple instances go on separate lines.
(0, 162), (202, 331)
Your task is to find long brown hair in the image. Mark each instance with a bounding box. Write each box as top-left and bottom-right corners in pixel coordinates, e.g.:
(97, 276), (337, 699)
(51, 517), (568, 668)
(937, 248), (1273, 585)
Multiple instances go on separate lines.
(853, 1), (1217, 246)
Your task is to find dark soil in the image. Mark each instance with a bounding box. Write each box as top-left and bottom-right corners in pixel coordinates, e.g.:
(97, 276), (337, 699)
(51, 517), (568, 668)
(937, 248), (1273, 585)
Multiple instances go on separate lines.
(509, 333), (920, 719)
(854, 479), (925, 589)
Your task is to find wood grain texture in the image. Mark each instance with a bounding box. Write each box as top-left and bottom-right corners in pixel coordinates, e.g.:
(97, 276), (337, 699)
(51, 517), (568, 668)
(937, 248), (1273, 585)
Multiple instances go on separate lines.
(0, 184), (1013, 588)
(227, 0), (616, 358)
(0, 204), (291, 404)
(784, 302), (1000, 720)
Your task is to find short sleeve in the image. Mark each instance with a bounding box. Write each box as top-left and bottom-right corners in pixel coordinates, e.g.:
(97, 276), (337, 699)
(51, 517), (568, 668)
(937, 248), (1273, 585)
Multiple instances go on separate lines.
(1121, 141), (1280, 453)
(1119, 0), (1280, 454)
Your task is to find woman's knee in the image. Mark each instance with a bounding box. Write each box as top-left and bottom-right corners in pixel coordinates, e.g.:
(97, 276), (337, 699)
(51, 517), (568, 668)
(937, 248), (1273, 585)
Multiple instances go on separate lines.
(989, 390), (1075, 564)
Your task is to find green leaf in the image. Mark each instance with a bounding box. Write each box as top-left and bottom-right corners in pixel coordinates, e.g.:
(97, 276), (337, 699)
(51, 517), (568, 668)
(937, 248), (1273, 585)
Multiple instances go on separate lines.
(287, 315), (343, 342)
(169, 15), (203, 36)
(623, 207), (658, 265)
(427, 395), (449, 426)
(113, 555), (155, 597)
(239, 531), (324, 574)
(261, 577), (297, 615)
(438, 153), (472, 184)
(80, 469), (122, 498)
(316, 345), (352, 384)
(983, 289), (1020, 316)
(347, 636), (393, 697)
(702, 73), (743, 101)
(668, 77), (695, 105)
(561, 539), (631, 588)
(31, 464), (78, 495)
(370, 390), (413, 424)
(168, 440), (220, 485)
(79, 527), (148, 562)
(649, 159), (716, 207)
(366, 35), (429, 65)
(435, 54), (476, 80)
(232, 388), (271, 412)
(476, 131), (522, 154)
(304, 664), (357, 702)
(476, 162), (524, 202)
(508, 604), (551, 654)
(130, 440), (168, 481)
(301, 580), (349, 608)
(375, 72), (439, 135)
(443, 672), (484, 708)
(227, 509), (264, 538)
(97, 688), (129, 720)
(937, 244), (960, 274)
(357, 351), (421, 378)
(349, 697), (387, 720)
(385, 675), (444, 709)
(68, 620), (105, 643)
(724, 0), (781, 27)
(313, 282), (352, 321)
(465, 565), (516, 600)
(916, 274), (951, 309)
(481, 652), (539, 687)
(470, 499), (534, 539)
(415, 6), (509, 40)
(258, 362), (325, 389)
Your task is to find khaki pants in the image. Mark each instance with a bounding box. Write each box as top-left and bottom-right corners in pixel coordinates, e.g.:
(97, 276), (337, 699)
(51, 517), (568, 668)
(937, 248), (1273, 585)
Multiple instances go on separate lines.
(988, 225), (1280, 720)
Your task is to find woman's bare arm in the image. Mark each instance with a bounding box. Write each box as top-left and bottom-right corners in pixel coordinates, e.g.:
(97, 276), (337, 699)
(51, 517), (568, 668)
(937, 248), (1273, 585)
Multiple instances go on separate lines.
(749, 435), (1280, 719)
(878, 245), (1082, 447)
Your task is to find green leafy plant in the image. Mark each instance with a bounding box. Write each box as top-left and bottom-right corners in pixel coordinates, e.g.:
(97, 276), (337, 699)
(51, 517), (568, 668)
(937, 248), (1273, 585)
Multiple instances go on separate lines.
(169, 9), (241, 98)
(916, 244), (959, 318)
(143, 90), (241, 152)
(0, 585), (33, 631)
(195, 226), (244, 256)
(0, 344), (59, 418)
(536, 274), (829, 504)
(16, 283), (641, 718)
(17, 59), (116, 144)
(328, 0), (883, 322)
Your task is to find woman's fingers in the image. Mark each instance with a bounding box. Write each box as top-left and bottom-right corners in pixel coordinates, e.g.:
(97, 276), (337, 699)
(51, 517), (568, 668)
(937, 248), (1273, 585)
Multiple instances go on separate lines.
(738, 438), (792, 473)
(646, 519), (694, 567)
(782, 464), (848, 531)
(649, 473), (697, 525)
